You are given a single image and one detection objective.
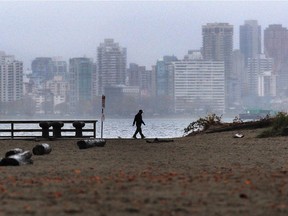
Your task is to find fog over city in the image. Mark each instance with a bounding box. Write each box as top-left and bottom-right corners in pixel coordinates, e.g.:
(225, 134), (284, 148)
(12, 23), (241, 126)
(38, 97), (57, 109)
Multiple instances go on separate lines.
(1, 1), (288, 119)
(1, 1), (287, 69)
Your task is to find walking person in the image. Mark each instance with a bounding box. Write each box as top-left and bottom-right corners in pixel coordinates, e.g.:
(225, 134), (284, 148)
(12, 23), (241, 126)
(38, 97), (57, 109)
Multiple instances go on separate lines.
(132, 109), (145, 139)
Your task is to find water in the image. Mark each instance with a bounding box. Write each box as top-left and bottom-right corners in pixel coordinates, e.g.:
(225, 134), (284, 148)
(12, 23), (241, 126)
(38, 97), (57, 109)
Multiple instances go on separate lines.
(0, 117), (233, 139)
(97, 118), (194, 139)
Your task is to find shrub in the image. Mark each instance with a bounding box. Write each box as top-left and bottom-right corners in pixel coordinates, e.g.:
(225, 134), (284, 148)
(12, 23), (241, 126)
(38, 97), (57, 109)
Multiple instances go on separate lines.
(184, 113), (222, 135)
(257, 112), (288, 138)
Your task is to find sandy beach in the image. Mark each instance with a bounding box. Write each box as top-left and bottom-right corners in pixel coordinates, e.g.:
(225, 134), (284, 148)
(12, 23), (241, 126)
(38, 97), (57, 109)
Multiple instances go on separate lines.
(1, 128), (288, 215)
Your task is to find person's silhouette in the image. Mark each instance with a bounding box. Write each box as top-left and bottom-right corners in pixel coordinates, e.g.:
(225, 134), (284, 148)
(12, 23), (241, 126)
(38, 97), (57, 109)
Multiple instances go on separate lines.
(132, 109), (145, 139)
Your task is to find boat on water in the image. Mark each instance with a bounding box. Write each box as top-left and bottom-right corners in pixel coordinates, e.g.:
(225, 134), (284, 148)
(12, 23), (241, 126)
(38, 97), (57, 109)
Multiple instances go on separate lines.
(238, 109), (275, 120)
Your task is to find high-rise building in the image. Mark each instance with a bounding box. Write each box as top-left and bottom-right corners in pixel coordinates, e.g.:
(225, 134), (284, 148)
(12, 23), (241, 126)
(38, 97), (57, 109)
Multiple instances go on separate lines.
(127, 63), (144, 87)
(69, 57), (95, 113)
(0, 52), (23, 102)
(97, 39), (127, 95)
(45, 75), (69, 109)
(232, 50), (245, 108)
(184, 50), (203, 61)
(51, 57), (67, 77)
(173, 60), (225, 114)
(31, 57), (53, 81)
(155, 55), (178, 97)
(247, 54), (274, 97)
(127, 63), (152, 96)
(240, 20), (262, 65)
(202, 23), (233, 109)
(264, 24), (288, 71)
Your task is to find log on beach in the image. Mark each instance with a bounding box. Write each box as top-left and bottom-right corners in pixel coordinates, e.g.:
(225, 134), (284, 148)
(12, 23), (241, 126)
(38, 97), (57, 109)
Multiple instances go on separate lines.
(146, 138), (174, 143)
(5, 148), (24, 158)
(0, 151), (33, 166)
(32, 143), (52, 155)
(77, 139), (106, 149)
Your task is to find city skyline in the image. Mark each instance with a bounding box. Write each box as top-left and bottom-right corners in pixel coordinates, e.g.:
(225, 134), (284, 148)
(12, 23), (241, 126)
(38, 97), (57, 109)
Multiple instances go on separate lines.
(1, 1), (288, 70)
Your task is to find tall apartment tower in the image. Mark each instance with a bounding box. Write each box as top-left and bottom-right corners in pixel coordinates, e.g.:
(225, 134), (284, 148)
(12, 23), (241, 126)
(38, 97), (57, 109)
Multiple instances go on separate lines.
(247, 54), (274, 97)
(97, 39), (127, 95)
(264, 24), (288, 71)
(0, 52), (23, 102)
(155, 55), (178, 97)
(69, 57), (95, 113)
(32, 57), (68, 82)
(173, 60), (225, 114)
(240, 20), (262, 65)
(51, 57), (67, 77)
(202, 23), (233, 109)
(31, 57), (53, 81)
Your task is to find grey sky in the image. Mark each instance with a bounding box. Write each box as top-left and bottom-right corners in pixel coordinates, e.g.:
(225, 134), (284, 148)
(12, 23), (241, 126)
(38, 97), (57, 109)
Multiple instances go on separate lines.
(0, 1), (287, 70)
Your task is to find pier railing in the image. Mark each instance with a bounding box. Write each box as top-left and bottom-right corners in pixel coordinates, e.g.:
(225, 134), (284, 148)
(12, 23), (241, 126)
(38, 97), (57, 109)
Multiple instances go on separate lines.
(0, 120), (97, 139)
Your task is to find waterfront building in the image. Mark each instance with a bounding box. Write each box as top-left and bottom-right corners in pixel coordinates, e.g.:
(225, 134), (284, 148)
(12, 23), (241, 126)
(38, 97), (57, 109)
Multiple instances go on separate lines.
(202, 23), (233, 109)
(173, 60), (225, 114)
(258, 71), (276, 97)
(231, 50), (245, 109)
(97, 39), (127, 95)
(45, 75), (69, 110)
(31, 88), (54, 114)
(264, 24), (288, 71)
(247, 54), (274, 97)
(127, 63), (145, 87)
(155, 56), (178, 113)
(184, 50), (203, 61)
(127, 63), (153, 97)
(31, 57), (53, 81)
(156, 56), (178, 97)
(240, 20), (262, 65)
(0, 52), (23, 102)
(51, 57), (67, 77)
(69, 57), (95, 114)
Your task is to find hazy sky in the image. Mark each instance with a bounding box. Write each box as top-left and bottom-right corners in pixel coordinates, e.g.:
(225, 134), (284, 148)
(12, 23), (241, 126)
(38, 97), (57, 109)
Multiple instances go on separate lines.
(1, 1), (288, 70)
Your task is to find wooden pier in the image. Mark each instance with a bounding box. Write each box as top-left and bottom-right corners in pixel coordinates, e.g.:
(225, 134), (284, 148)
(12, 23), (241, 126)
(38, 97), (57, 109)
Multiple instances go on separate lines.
(0, 120), (97, 139)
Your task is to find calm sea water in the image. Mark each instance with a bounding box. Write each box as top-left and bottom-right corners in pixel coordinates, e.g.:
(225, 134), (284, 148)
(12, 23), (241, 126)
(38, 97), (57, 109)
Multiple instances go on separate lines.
(0, 117), (233, 138)
(97, 118), (194, 139)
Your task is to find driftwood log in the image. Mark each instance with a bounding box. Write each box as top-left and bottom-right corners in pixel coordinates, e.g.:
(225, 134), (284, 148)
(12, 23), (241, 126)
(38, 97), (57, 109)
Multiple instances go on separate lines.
(146, 138), (174, 143)
(0, 151), (33, 166)
(32, 143), (52, 155)
(203, 119), (273, 134)
(5, 148), (24, 158)
(77, 139), (106, 149)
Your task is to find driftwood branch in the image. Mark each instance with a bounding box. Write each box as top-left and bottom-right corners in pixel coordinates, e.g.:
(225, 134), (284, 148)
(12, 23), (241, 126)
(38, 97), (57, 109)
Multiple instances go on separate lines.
(77, 139), (106, 149)
(205, 119), (273, 133)
(0, 151), (33, 166)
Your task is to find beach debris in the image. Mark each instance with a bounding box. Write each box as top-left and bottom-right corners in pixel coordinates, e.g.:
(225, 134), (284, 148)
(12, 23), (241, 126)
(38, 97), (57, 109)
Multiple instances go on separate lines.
(0, 150), (33, 166)
(5, 148), (24, 158)
(239, 193), (248, 199)
(77, 138), (106, 149)
(146, 138), (174, 143)
(32, 143), (52, 155)
(234, 133), (244, 138)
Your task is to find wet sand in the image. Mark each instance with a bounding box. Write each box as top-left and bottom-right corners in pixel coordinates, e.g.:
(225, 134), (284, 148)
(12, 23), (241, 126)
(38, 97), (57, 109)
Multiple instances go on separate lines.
(1, 128), (288, 215)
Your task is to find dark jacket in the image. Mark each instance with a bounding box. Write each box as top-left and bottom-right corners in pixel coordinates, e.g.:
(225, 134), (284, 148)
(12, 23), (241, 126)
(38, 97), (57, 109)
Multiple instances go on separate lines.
(133, 112), (145, 126)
